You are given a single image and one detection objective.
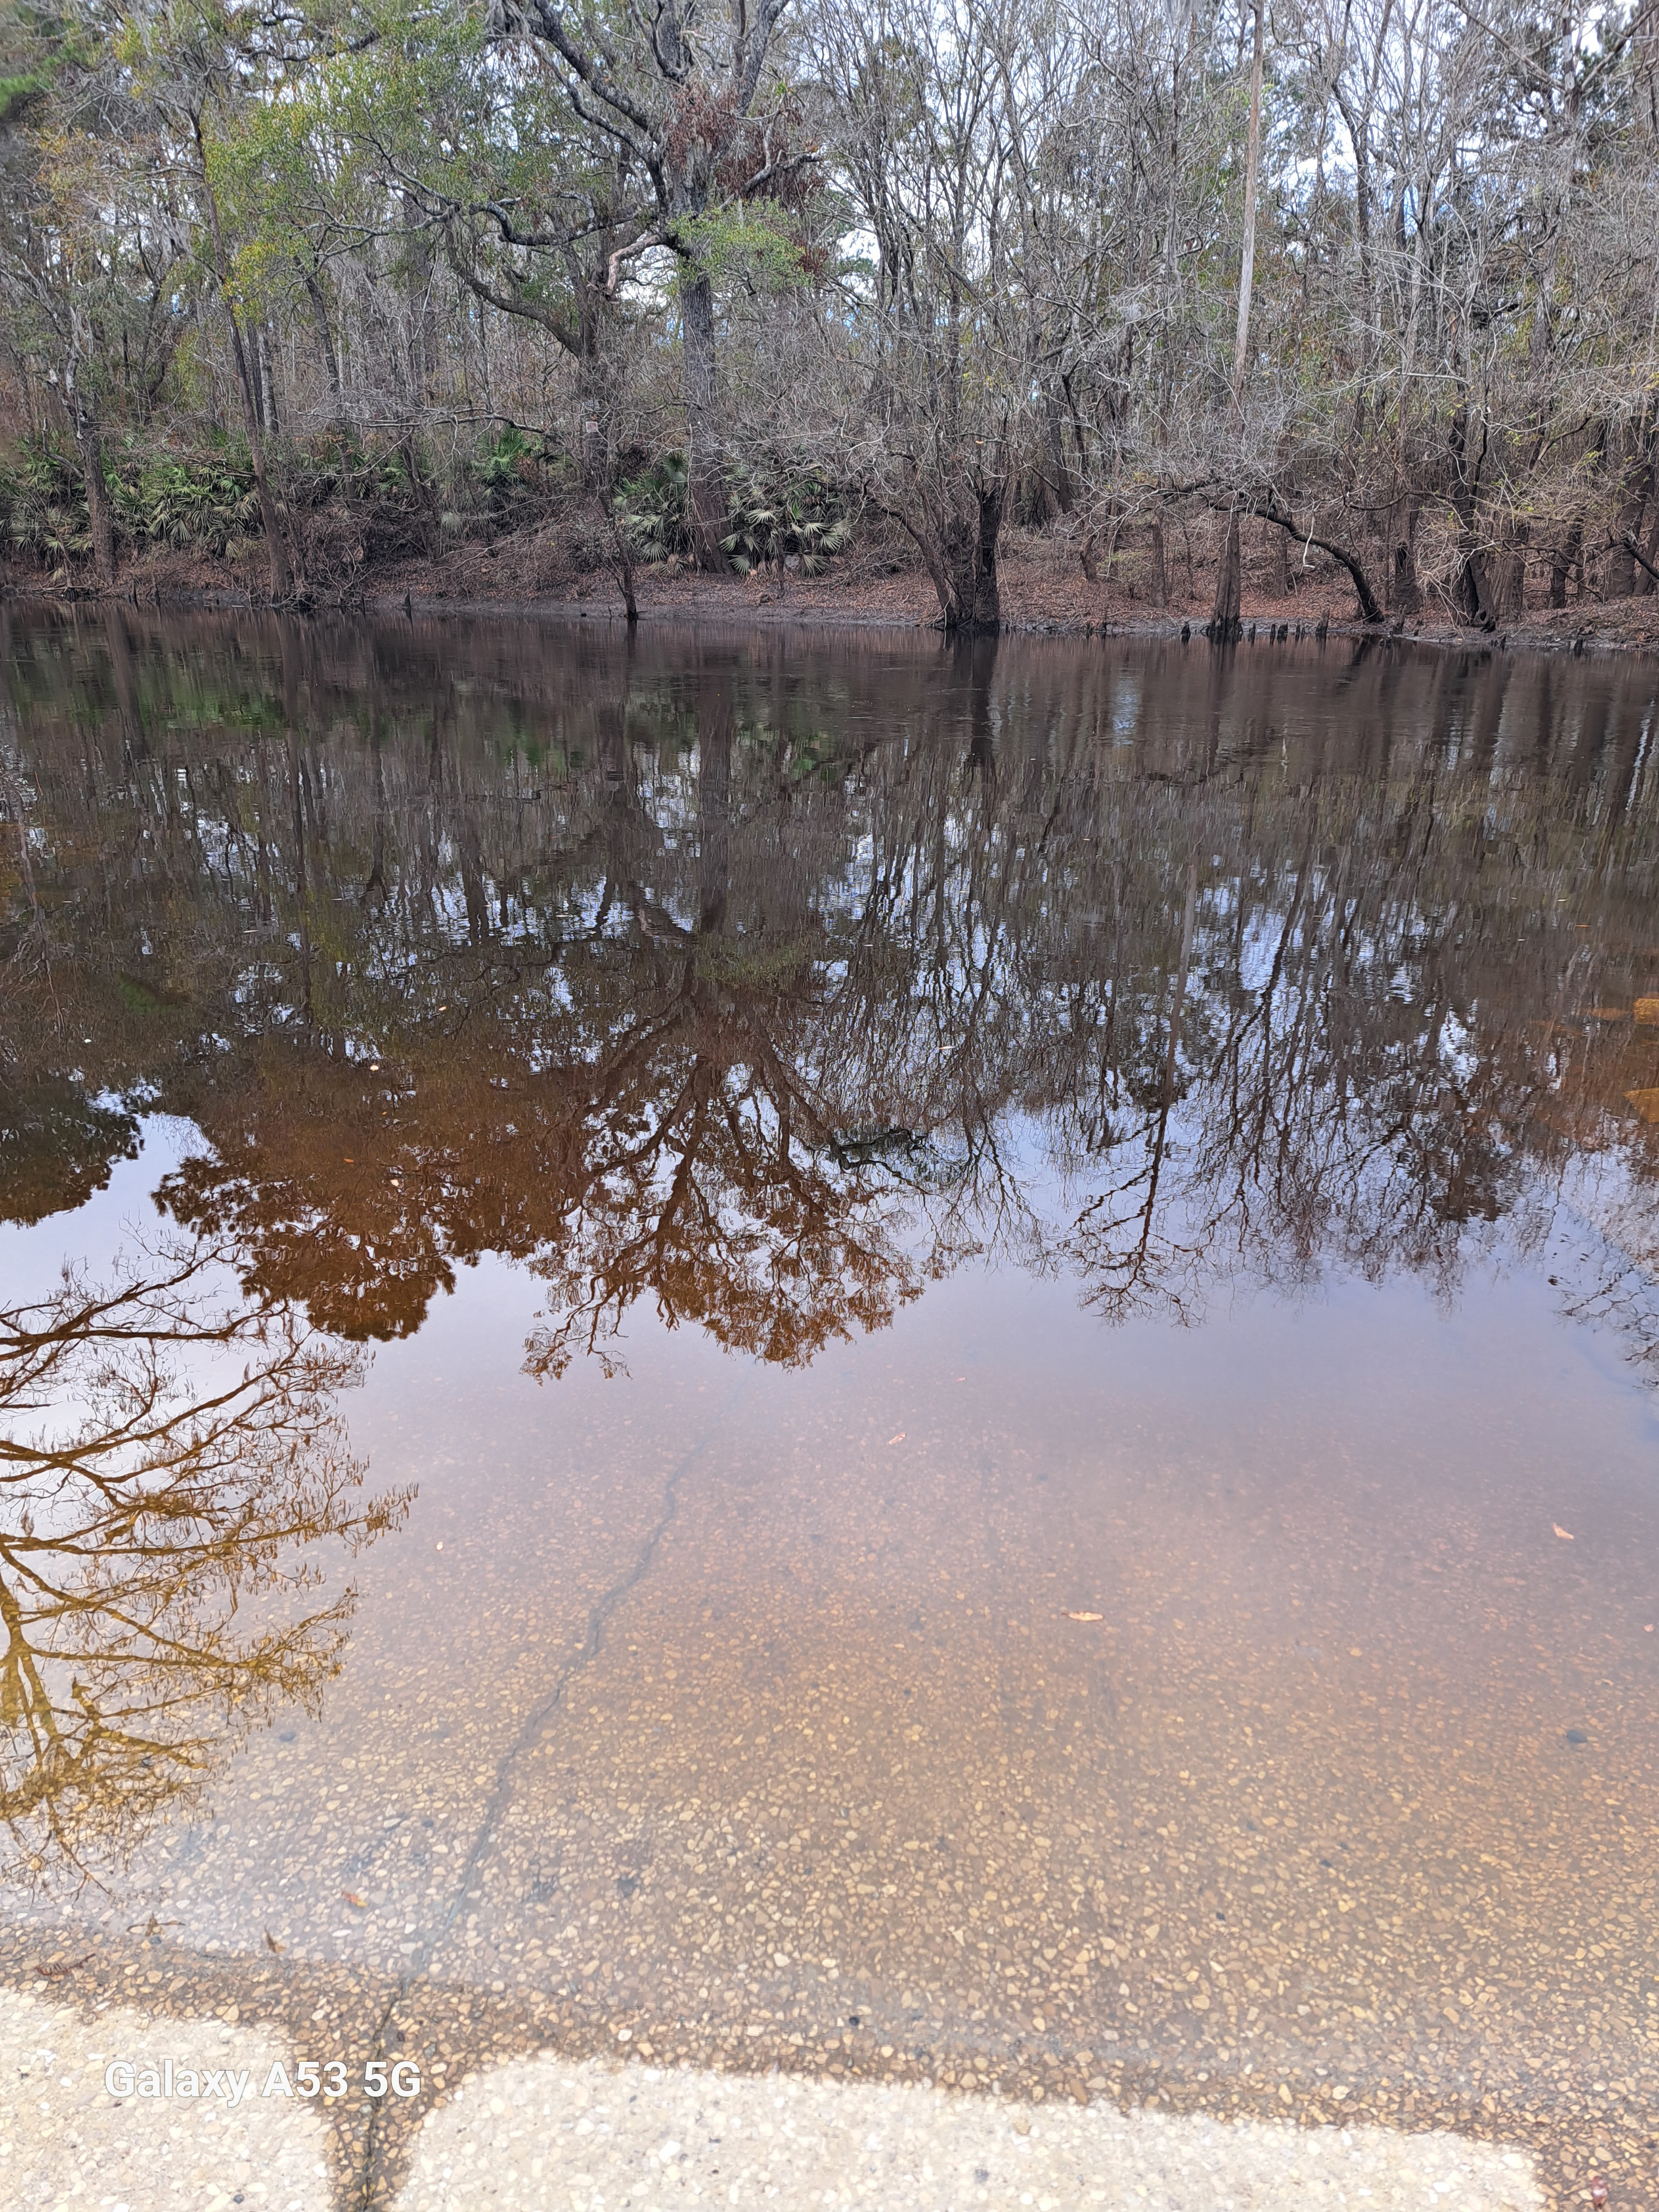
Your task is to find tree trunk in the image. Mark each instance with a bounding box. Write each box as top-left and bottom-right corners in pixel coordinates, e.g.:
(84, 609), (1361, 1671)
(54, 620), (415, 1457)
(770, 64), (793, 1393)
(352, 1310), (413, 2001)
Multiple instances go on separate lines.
(246, 313), (266, 434)
(63, 309), (114, 590)
(1218, 5), (1262, 653)
(1148, 519), (1169, 606)
(1457, 544), (1497, 628)
(1615, 529), (1659, 588)
(1209, 506), (1243, 639)
(403, 191), (438, 404)
(682, 273), (726, 570)
(903, 479), (1004, 631)
(1253, 500), (1383, 621)
(1267, 518), (1291, 598)
(607, 501), (639, 621)
(1639, 509), (1659, 597)
(72, 393), (114, 590)
(229, 306), (295, 600)
(1605, 413), (1651, 597)
(401, 431), (441, 560)
(1492, 532), (1526, 622)
(1041, 395), (1074, 516)
(300, 264), (343, 408)
(196, 118), (293, 601)
(257, 324), (279, 439)
(1388, 498), (1422, 614)
(1390, 539), (1420, 615)
(940, 482), (1003, 631)
(576, 346), (610, 492)
(971, 479), (1003, 628)
(1231, 0), (1266, 405)
(299, 264), (350, 454)
(1549, 522), (1582, 608)
(1448, 407), (1495, 628)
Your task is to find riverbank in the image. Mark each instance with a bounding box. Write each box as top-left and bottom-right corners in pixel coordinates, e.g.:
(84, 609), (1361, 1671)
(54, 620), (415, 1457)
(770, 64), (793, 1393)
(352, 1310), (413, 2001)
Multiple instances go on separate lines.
(392, 535), (1659, 656)
(11, 527), (1659, 655)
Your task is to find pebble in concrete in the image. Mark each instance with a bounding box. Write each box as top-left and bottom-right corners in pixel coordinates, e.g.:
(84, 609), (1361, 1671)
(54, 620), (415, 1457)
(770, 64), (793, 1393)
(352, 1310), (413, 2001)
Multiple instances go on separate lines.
(398, 2051), (1545, 2212)
(2, 1983), (332, 2212)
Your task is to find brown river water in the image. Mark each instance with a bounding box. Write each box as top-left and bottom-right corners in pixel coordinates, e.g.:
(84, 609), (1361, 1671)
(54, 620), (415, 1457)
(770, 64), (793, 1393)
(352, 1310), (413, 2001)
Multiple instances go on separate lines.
(1, 608), (1657, 2205)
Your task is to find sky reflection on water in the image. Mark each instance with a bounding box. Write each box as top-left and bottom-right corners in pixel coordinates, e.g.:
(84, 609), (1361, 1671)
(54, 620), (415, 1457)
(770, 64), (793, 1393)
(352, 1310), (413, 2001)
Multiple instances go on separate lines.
(1, 612), (1657, 2192)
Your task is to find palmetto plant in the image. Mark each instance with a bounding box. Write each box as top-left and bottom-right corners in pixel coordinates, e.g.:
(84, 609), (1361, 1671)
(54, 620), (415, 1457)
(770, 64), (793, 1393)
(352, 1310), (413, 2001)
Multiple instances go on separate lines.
(720, 462), (854, 575)
(616, 452), (855, 574)
(129, 456), (261, 554)
(615, 451), (692, 562)
(1, 438), (91, 573)
(480, 422), (542, 502)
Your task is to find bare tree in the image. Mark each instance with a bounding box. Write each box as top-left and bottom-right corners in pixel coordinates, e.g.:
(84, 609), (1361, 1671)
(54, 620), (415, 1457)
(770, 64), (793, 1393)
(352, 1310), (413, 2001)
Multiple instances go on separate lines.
(814, 0), (1029, 627)
(0, 1236), (409, 1886)
(488, 0), (802, 564)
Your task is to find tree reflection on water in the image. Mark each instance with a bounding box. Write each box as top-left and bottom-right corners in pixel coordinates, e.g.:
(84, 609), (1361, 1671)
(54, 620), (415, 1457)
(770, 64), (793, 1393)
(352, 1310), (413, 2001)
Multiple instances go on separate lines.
(0, 1235), (410, 1887)
(2, 620), (1659, 1837)
(3, 616), (1656, 1363)
(6, 612), (1659, 1869)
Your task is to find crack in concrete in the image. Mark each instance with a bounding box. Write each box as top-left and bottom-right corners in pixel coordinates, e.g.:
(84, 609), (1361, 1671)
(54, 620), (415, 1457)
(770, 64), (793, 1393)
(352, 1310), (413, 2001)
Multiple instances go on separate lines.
(347, 1376), (747, 2209)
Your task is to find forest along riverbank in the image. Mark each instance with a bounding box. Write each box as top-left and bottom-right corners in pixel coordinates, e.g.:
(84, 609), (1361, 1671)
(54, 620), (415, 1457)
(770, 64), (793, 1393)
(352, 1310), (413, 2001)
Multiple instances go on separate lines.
(1, 615), (1656, 2212)
(13, 533), (1659, 655)
(7, 0), (1659, 648)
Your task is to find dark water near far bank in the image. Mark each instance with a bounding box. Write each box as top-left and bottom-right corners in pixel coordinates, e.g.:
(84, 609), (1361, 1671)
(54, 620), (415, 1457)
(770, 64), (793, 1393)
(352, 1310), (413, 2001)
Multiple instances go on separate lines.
(2, 608), (1658, 2201)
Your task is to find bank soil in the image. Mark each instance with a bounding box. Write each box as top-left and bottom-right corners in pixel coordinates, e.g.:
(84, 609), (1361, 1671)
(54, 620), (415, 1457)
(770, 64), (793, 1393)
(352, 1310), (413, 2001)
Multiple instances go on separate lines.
(11, 526), (1659, 653)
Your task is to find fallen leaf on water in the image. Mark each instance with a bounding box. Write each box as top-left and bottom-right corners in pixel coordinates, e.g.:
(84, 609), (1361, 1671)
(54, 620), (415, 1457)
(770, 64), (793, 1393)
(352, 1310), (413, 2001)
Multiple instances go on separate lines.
(887, 1432), (906, 1445)
(1065, 1610), (1104, 1622)
(1552, 1524), (1574, 1540)
(342, 1892), (368, 1909)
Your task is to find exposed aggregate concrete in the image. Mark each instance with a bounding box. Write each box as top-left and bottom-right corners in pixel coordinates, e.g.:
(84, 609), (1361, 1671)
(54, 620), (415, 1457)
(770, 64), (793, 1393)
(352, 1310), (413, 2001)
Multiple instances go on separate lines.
(2, 1982), (1546, 2212)
(402, 2052), (1546, 2212)
(5, 1204), (1658, 2212)
(1, 1982), (331, 2212)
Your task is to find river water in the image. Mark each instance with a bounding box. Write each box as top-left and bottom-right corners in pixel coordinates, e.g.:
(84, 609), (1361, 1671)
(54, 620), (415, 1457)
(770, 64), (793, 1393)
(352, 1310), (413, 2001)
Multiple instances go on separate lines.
(1, 608), (1657, 2205)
